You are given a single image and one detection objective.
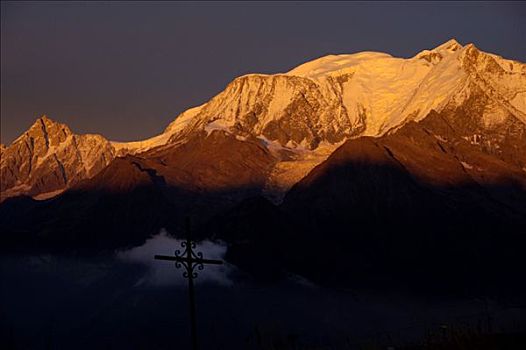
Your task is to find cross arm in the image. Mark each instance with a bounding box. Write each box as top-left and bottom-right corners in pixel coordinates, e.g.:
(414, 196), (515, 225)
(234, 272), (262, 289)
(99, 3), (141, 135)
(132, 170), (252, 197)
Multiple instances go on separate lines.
(154, 254), (182, 261)
(195, 258), (223, 265)
(154, 255), (223, 265)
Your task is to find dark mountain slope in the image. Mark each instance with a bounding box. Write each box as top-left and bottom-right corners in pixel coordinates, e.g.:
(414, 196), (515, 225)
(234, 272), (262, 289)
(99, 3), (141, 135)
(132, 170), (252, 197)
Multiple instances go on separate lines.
(274, 107), (526, 292)
(0, 130), (277, 251)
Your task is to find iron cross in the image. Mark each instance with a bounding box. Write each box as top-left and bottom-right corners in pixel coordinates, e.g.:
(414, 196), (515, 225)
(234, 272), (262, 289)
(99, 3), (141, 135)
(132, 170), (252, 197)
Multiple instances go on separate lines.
(154, 217), (223, 350)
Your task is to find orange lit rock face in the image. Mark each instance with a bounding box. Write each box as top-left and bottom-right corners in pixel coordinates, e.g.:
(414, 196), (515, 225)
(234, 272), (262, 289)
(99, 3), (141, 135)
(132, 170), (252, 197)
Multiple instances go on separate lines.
(1, 40), (525, 204)
(158, 131), (277, 192)
(282, 105), (526, 234)
(382, 113), (526, 189)
(0, 116), (115, 200)
(78, 130), (277, 196)
(1, 116), (71, 191)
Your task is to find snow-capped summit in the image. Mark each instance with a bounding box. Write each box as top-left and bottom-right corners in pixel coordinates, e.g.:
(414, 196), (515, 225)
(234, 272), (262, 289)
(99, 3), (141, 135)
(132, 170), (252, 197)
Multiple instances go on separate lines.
(155, 39), (524, 149)
(430, 38), (461, 54)
(286, 51), (394, 79)
(2, 40), (525, 201)
(413, 39), (461, 64)
(106, 39), (525, 156)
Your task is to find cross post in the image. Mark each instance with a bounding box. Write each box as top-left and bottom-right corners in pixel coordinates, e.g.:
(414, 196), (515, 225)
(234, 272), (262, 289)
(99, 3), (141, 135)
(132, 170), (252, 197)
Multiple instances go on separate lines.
(154, 217), (223, 350)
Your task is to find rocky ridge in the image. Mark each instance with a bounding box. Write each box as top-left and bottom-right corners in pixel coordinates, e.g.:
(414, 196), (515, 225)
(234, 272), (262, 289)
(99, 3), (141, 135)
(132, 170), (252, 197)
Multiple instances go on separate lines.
(1, 39), (525, 202)
(1, 116), (115, 200)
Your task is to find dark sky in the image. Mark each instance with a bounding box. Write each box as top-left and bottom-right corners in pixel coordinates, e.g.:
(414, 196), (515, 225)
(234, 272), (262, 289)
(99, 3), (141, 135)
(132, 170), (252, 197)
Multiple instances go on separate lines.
(1, 1), (525, 144)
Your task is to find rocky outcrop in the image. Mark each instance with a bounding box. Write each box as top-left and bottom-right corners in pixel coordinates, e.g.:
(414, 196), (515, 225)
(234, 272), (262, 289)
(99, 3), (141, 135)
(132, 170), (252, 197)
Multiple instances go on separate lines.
(0, 116), (115, 200)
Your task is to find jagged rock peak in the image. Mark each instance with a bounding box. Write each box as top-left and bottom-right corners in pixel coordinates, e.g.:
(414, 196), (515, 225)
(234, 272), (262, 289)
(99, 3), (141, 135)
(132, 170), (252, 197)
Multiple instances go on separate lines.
(1, 114), (115, 201)
(13, 114), (73, 149)
(38, 114), (52, 123)
(31, 114), (69, 130)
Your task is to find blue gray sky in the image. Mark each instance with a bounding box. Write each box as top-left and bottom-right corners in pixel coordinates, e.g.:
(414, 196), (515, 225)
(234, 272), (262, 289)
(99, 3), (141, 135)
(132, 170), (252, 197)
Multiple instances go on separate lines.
(1, 1), (525, 144)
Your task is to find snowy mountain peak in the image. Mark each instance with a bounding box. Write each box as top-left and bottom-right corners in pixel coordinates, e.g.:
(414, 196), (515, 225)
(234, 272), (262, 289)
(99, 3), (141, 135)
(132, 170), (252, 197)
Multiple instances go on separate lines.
(2, 41), (525, 202)
(413, 39), (462, 64)
(433, 38), (462, 53)
(286, 51), (393, 79)
(120, 39), (524, 157)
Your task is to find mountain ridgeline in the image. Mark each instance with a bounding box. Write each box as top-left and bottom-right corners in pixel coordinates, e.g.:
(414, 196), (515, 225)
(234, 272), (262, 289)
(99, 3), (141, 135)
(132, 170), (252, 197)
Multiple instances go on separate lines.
(1, 39), (525, 292)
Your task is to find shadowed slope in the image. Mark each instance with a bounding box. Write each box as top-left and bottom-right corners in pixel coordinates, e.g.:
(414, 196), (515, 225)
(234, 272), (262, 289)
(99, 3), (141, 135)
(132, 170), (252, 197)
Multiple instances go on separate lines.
(1, 105), (525, 294)
(274, 107), (526, 292)
(0, 130), (277, 251)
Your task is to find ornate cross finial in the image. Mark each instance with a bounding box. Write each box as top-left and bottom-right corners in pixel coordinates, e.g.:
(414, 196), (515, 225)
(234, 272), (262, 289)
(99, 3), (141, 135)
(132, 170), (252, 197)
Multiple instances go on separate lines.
(154, 217), (223, 350)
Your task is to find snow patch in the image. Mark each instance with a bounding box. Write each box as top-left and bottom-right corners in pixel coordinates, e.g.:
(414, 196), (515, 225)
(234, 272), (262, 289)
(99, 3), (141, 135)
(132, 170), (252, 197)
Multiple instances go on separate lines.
(433, 134), (448, 143)
(204, 119), (234, 135)
(164, 104), (204, 134)
(257, 135), (311, 156)
(460, 161), (474, 170)
(112, 132), (174, 155)
(112, 104), (205, 154)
